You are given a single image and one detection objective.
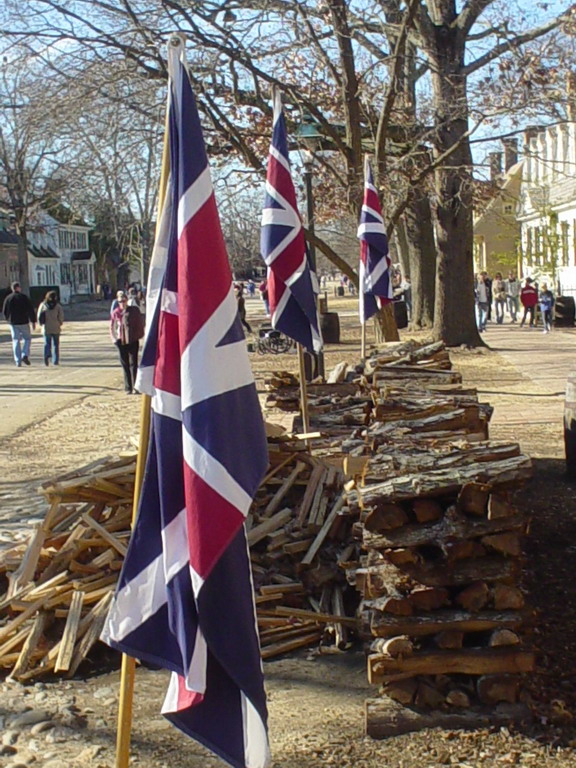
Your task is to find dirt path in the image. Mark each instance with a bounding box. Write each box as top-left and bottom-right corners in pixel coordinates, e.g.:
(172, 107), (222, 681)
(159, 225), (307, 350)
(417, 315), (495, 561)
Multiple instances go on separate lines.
(0, 304), (576, 768)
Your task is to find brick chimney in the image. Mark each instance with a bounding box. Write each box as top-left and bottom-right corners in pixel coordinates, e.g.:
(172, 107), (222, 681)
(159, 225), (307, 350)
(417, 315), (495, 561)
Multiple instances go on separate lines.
(489, 151), (503, 181)
(523, 126), (540, 153)
(502, 138), (518, 171)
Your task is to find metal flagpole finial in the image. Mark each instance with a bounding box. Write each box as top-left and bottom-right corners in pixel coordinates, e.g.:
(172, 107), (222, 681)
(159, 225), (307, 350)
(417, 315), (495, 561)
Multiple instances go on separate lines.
(169, 32), (186, 48)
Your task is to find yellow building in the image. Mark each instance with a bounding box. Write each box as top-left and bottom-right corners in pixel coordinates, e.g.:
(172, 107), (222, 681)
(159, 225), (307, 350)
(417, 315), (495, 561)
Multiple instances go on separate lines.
(474, 145), (522, 278)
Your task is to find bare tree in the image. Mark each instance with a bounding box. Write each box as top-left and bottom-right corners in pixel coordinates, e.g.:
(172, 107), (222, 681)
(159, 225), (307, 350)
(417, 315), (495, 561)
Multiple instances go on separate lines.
(60, 65), (166, 286)
(0, 52), (72, 291)
(3, 0), (575, 343)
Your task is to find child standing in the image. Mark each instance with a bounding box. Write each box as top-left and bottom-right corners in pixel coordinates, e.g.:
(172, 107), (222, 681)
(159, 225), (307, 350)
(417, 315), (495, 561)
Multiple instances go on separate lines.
(539, 283), (555, 333)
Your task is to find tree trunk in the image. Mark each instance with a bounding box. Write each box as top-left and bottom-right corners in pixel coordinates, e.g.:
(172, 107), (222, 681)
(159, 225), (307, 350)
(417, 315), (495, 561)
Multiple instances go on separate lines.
(15, 226), (30, 294)
(403, 191), (436, 329)
(394, 219), (410, 279)
(377, 303), (400, 342)
(428, 32), (482, 347)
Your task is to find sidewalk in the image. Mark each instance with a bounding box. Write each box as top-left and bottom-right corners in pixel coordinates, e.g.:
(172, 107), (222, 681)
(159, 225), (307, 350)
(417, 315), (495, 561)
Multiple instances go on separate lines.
(474, 321), (575, 446)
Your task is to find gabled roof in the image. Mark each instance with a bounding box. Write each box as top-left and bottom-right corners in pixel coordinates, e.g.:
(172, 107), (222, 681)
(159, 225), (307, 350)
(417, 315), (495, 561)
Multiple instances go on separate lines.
(0, 230), (19, 245)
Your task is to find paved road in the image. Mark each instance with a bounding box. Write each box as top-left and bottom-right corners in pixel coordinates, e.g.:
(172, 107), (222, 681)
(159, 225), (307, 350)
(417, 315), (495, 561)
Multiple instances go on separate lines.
(0, 302), (123, 440)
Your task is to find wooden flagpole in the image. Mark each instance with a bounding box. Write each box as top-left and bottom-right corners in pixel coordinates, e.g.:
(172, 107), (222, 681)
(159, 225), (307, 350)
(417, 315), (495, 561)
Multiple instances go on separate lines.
(297, 344), (311, 441)
(114, 53), (173, 768)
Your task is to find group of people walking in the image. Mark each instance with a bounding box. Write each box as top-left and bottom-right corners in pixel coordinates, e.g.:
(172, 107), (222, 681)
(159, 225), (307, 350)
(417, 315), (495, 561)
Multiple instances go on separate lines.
(2, 281), (146, 397)
(475, 271), (555, 333)
(2, 282), (64, 366)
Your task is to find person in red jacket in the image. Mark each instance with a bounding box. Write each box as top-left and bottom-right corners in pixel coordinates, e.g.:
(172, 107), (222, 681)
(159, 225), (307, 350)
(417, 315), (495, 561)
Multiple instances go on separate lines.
(520, 277), (538, 328)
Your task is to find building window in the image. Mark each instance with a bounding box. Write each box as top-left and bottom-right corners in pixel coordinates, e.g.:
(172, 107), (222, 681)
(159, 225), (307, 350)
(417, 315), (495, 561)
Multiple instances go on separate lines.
(526, 228), (532, 264)
(76, 264), (89, 283)
(561, 221), (570, 266)
(534, 226), (542, 264)
(58, 229), (87, 251)
(61, 263), (71, 284)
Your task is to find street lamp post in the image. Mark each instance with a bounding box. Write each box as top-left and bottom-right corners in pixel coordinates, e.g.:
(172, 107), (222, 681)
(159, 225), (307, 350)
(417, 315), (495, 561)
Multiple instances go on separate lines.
(298, 133), (325, 379)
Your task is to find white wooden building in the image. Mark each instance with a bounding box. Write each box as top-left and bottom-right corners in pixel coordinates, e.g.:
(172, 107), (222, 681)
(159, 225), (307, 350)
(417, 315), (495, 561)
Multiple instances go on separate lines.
(27, 213), (95, 303)
(518, 123), (576, 294)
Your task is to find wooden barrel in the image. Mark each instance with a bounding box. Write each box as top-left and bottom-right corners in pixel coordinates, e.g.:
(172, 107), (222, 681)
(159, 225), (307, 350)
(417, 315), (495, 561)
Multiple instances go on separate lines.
(555, 296), (575, 327)
(320, 311), (340, 343)
(565, 372), (576, 477)
(393, 300), (409, 330)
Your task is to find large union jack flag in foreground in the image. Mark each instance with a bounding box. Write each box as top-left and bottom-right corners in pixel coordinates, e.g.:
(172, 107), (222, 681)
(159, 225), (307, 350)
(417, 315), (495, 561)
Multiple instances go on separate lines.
(260, 91), (322, 353)
(101, 39), (270, 768)
(358, 157), (393, 323)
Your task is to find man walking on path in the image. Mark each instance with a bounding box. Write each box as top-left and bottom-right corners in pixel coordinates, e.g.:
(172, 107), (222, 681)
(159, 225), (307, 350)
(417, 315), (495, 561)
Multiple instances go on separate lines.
(2, 282), (36, 367)
(520, 277), (538, 328)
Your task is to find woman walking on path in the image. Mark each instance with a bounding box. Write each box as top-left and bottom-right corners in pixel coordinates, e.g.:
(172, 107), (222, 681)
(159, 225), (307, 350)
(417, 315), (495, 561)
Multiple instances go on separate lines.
(37, 290), (64, 366)
(493, 272), (507, 324)
(539, 283), (555, 333)
(235, 283), (252, 334)
(110, 292), (145, 394)
(475, 273), (489, 332)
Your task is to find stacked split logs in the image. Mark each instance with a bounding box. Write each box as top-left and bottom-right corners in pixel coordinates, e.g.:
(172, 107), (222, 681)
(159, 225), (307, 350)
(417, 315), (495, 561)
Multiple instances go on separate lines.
(346, 441), (534, 737)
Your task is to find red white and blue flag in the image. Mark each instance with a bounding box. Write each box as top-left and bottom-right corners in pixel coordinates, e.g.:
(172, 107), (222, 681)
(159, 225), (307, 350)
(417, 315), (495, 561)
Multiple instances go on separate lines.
(260, 91), (322, 353)
(101, 38), (270, 768)
(358, 157), (393, 323)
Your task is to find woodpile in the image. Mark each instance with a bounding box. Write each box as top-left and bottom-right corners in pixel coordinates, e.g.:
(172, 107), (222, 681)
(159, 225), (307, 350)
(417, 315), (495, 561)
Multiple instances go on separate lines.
(0, 444), (360, 680)
(347, 444), (534, 737)
(0, 454), (135, 681)
(0, 335), (535, 734)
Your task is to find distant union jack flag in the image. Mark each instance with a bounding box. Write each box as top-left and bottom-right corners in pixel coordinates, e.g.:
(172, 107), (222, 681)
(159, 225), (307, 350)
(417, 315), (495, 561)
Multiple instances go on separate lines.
(358, 158), (393, 323)
(260, 91), (322, 353)
(101, 40), (270, 768)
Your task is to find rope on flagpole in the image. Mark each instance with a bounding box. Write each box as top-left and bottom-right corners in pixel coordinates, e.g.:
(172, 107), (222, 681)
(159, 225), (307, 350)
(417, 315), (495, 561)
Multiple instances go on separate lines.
(114, 39), (175, 768)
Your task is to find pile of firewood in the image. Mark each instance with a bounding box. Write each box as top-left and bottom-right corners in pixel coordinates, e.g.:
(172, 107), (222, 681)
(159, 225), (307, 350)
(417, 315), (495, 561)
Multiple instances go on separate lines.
(265, 341), (491, 445)
(0, 336), (536, 726)
(0, 444), (361, 680)
(0, 454), (135, 681)
(346, 441), (534, 737)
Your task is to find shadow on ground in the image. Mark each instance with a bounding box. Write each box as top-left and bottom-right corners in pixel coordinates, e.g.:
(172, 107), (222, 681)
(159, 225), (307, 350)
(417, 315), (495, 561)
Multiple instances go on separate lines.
(516, 458), (576, 745)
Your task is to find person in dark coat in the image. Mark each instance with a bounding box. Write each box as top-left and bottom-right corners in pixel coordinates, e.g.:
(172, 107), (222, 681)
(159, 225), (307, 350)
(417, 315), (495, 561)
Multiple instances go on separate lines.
(235, 283), (252, 334)
(110, 292), (145, 393)
(2, 281), (36, 366)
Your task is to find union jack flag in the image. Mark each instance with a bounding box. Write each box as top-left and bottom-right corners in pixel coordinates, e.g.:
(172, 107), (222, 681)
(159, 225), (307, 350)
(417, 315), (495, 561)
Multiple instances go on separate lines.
(101, 39), (270, 768)
(260, 91), (322, 353)
(358, 157), (393, 323)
